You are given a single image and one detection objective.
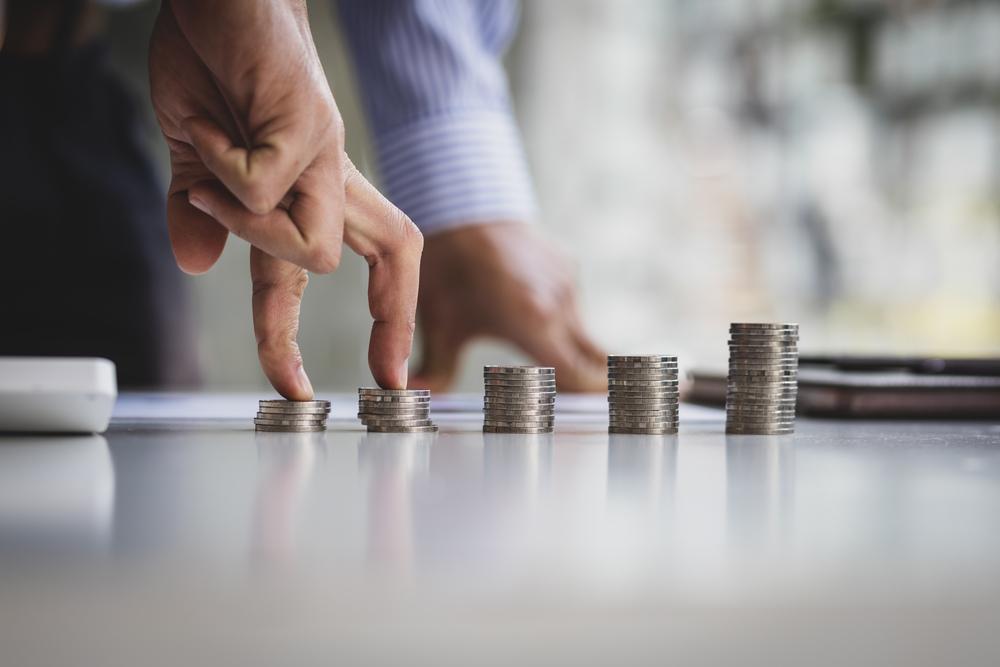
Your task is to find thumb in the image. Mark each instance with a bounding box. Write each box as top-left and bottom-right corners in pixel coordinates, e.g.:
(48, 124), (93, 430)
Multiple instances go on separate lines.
(182, 116), (306, 216)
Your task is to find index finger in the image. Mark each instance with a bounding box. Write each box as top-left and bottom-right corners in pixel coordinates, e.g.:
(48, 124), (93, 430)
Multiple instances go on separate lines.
(341, 159), (423, 389)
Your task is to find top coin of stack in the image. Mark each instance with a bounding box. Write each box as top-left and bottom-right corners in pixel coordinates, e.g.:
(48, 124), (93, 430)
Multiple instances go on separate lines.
(726, 323), (799, 435)
(255, 399), (331, 432)
(358, 388), (438, 433)
(607, 355), (680, 434)
(482, 366), (555, 434)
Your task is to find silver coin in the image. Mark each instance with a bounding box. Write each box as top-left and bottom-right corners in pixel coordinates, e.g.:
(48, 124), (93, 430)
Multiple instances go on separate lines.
(609, 414), (678, 422)
(726, 390), (798, 400)
(726, 409), (796, 419)
(730, 343), (798, 351)
(608, 427), (677, 435)
(484, 389), (557, 398)
(357, 396), (431, 407)
(258, 407), (331, 417)
(609, 418), (678, 426)
(358, 388), (430, 397)
(607, 371), (679, 380)
(257, 411), (330, 420)
(727, 405), (796, 414)
(727, 364), (798, 372)
(608, 386), (680, 395)
(726, 420), (796, 428)
(608, 395), (680, 403)
(608, 354), (677, 362)
(257, 404), (330, 414)
(484, 376), (556, 385)
(259, 399), (330, 408)
(367, 424), (439, 433)
(728, 354), (799, 362)
(726, 395), (797, 404)
(254, 416), (328, 426)
(483, 366), (555, 375)
(483, 427), (554, 435)
(608, 361), (678, 371)
(255, 424), (328, 432)
(726, 418), (796, 427)
(483, 418), (555, 427)
(358, 408), (432, 418)
(726, 428), (795, 436)
(362, 419), (435, 429)
(607, 360), (679, 368)
(730, 322), (798, 330)
(484, 408), (555, 418)
(357, 404), (430, 415)
(726, 402), (797, 410)
(483, 396), (556, 406)
(607, 378), (679, 387)
(608, 402), (680, 410)
(728, 368), (797, 377)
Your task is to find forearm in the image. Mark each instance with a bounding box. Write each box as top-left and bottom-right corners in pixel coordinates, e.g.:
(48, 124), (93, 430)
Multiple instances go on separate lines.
(336, 0), (538, 235)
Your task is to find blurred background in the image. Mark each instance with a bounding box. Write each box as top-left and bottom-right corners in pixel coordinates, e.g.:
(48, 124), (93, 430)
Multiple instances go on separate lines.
(101, 0), (1000, 392)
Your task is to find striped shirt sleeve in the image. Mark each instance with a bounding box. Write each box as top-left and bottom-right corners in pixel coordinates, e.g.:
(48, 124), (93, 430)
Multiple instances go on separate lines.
(335, 0), (538, 235)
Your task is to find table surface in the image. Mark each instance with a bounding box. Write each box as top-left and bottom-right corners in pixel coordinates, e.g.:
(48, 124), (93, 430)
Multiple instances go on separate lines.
(1, 393), (999, 666)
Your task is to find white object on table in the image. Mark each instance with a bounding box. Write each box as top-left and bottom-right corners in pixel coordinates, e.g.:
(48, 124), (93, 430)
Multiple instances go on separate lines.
(0, 357), (117, 433)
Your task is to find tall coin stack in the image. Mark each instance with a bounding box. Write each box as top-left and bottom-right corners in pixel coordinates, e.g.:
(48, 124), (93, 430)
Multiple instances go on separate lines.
(358, 388), (438, 433)
(255, 399), (330, 432)
(482, 366), (556, 434)
(726, 323), (799, 435)
(607, 355), (680, 434)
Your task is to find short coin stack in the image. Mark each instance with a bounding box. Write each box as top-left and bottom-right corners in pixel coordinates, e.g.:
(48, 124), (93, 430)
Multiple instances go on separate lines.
(607, 355), (680, 434)
(358, 388), (438, 433)
(255, 399), (330, 432)
(482, 366), (556, 434)
(726, 323), (799, 435)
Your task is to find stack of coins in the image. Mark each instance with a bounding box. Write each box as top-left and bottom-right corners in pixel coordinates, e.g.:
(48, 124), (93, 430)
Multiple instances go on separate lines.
(255, 399), (330, 432)
(607, 355), (680, 434)
(726, 323), (799, 435)
(482, 366), (556, 434)
(358, 388), (438, 433)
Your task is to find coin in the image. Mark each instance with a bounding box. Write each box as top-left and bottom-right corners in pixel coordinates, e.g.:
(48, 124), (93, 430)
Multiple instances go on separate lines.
(367, 424), (439, 433)
(259, 399), (330, 408)
(362, 419), (435, 428)
(483, 425), (553, 434)
(730, 322), (798, 331)
(358, 388), (430, 397)
(484, 389), (558, 399)
(357, 397), (431, 407)
(608, 427), (678, 435)
(358, 388), (438, 431)
(358, 404), (431, 415)
(484, 366), (555, 375)
(484, 396), (556, 406)
(255, 423), (327, 432)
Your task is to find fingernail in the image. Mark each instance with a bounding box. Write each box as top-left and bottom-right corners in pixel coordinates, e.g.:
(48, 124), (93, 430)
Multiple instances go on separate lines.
(297, 367), (314, 398)
(189, 194), (212, 218)
(397, 362), (409, 389)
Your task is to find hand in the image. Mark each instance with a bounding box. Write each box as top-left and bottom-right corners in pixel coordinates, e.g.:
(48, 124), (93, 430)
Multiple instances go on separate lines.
(411, 222), (607, 392)
(149, 1), (422, 398)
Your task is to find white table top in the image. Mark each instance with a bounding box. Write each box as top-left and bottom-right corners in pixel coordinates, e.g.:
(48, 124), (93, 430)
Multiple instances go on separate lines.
(1, 393), (999, 666)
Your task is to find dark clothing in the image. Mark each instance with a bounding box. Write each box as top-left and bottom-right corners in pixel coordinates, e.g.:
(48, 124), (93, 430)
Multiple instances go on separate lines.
(0, 41), (199, 387)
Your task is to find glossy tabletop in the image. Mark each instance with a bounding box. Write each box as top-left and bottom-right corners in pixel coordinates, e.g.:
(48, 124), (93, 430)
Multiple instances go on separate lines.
(1, 393), (999, 666)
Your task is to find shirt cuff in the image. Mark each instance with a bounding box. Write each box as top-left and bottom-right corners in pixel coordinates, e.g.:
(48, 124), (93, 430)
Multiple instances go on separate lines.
(373, 110), (538, 235)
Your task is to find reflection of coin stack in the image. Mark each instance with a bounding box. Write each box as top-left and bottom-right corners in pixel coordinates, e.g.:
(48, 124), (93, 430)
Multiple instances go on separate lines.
(607, 356), (679, 434)
(255, 399), (331, 432)
(726, 323), (799, 435)
(358, 388), (438, 433)
(482, 366), (556, 434)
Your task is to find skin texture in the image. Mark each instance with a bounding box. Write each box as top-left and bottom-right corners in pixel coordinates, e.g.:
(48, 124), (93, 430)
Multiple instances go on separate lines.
(412, 222), (607, 393)
(149, 0), (422, 399)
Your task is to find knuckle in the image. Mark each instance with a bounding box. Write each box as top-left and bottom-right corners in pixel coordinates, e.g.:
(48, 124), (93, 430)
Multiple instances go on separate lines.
(392, 211), (424, 256)
(304, 244), (341, 274)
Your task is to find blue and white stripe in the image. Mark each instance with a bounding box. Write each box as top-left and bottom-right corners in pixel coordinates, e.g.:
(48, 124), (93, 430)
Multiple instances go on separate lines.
(336, 0), (538, 234)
